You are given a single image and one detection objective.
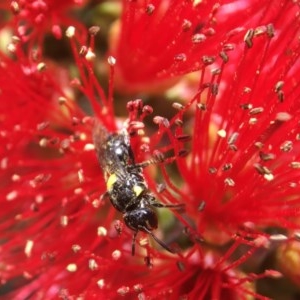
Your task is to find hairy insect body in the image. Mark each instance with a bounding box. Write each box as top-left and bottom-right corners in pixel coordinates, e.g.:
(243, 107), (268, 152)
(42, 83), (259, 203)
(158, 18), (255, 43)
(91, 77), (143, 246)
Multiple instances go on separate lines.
(106, 169), (149, 213)
(94, 126), (151, 212)
(93, 122), (175, 255)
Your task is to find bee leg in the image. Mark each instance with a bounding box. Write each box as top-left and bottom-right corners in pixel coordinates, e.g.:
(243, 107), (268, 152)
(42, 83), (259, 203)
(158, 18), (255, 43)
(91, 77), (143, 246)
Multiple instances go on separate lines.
(140, 226), (176, 254)
(131, 231), (138, 256)
(150, 201), (185, 211)
(100, 191), (109, 202)
(129, 152), (165, 169)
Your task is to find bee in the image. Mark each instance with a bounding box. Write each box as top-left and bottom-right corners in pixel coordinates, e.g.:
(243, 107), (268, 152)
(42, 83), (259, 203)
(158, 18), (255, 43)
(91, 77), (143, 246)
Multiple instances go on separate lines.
(93, 121), (182, 255)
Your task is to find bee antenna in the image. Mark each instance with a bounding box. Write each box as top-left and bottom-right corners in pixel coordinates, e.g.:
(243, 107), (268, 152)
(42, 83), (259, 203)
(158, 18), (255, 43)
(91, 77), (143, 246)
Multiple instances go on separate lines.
(132, 231), (138, 256)
(141, 226), (176, 254)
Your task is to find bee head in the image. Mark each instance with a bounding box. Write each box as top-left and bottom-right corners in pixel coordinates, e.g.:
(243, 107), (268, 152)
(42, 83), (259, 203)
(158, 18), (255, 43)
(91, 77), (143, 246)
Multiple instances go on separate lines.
(123, 206), (158, 232)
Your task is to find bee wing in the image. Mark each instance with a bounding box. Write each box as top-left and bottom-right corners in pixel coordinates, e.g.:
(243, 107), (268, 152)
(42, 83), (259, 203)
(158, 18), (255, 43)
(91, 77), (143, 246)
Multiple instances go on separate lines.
(93, 120), (128, 177)
(92, 120), (111, 170)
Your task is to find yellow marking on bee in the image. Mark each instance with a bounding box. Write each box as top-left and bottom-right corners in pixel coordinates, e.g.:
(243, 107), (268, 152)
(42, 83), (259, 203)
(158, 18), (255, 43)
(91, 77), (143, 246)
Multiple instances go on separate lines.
(107, 173), (117, 192)
(133, 185), (144, 197)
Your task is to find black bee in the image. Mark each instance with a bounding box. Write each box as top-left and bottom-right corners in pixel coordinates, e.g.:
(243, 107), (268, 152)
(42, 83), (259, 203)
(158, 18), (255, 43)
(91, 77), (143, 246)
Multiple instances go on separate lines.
(93, 121), (181, 255)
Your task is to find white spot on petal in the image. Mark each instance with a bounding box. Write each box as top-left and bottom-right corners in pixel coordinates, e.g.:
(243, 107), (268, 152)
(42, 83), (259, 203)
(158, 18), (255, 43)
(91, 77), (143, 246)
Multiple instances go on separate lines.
(1, 157), (8, 169)
(107, 55), (116, 66)
(60, 215), (68, 227)
(217, 129), (226, 138)
(6, 190), (18, 201)
(85, 49), (96, 61)
(66, 263), (77, 272)
(11, 174), (21, 182)
(97, 279), (105, 289)
(97, 226), (107, 236)
(117, 286), (130, 296)
(112, 250), (121, 260)
(264, 173), (274, 181)
(88, 259), (99, 270)
(25, 240), (34, 257)
(77, 169), (84, 183)
(66, 26), (75, 38)
(74, 188), (82, 195)
(84, 143), (95, 151)
(269, 234), (288, 241)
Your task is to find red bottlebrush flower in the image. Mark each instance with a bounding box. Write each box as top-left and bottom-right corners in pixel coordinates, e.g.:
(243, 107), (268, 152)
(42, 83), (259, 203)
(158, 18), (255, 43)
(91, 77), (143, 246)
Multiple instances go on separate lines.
(0, 54), (273, 298)
(110, 0), (290, 93)
(1, 0), (300, 299)
(0, 0), (88, 45)
(142, 0), (300, 241)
